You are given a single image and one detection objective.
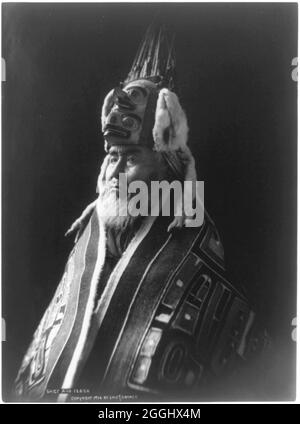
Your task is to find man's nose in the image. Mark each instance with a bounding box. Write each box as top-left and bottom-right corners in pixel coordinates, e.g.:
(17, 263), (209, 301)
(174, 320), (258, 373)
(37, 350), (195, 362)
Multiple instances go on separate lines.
(109, 157), (126, 180)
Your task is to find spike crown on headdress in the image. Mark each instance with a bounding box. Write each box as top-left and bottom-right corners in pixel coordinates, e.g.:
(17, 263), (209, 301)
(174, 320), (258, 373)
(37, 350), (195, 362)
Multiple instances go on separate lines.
(124, 24), (176, 89)
(102, 25), (177, 149)
(101, 24), (194, 182)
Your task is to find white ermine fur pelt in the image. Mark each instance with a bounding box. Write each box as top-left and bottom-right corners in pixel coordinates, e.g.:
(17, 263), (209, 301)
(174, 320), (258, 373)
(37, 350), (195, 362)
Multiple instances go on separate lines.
(153, 88), (189, 152)
(152, 89), (197, 232)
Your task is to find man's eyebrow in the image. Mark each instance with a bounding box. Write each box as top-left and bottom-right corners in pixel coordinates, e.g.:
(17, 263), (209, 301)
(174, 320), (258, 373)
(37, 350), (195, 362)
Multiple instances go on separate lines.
(109, 147), (142, 156)
(125, 147), (142, 155)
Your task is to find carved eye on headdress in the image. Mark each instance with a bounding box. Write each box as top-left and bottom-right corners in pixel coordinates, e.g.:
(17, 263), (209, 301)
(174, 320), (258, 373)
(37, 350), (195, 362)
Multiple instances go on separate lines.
(107, 112), (119, 125)
(126, 87), (147, 105)
(121, 114), (141, 130)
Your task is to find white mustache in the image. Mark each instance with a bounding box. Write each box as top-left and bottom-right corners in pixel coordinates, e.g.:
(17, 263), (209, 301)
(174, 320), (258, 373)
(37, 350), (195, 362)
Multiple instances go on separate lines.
(109, 182), (119, 189)
(100, 182), (119, 195)
(100, 181), (130, 196)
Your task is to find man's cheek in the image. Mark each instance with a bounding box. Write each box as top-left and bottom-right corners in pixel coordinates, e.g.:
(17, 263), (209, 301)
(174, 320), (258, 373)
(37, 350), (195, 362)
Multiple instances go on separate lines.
(104, 165), (114, 181)
(125, 167), (139, 185)
(129, 164), (154, 183)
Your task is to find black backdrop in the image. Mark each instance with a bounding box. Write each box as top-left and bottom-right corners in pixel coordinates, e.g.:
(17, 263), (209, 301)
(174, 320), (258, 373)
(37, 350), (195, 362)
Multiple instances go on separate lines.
(2, 3), (297, 400)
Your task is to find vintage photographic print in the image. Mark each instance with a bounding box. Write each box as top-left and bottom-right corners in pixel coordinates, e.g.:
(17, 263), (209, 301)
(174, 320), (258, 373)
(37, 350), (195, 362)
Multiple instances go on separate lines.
(1, 2), (297, 403)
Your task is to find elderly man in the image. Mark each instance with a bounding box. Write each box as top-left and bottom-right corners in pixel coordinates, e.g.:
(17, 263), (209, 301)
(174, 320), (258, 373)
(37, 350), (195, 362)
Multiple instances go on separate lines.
(14, 26), (267, 402)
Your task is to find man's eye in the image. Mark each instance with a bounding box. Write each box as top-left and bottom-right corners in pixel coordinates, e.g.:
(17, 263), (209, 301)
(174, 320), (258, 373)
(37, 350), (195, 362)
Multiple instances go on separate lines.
(127, 155), (136, 165)
(109, 156), (118, 164)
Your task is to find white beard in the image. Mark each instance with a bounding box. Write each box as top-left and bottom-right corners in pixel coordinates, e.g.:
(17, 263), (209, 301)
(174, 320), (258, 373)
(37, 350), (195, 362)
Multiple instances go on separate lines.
(96, 182), (139, 231)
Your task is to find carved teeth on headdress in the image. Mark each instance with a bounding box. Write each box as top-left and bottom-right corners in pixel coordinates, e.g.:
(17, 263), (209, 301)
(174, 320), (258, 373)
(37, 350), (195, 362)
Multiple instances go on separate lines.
(104, 125), (130, 139)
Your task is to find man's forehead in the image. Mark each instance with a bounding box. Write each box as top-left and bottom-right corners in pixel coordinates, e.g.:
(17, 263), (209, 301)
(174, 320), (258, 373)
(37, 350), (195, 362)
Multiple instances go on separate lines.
(108, 145), (149, 155)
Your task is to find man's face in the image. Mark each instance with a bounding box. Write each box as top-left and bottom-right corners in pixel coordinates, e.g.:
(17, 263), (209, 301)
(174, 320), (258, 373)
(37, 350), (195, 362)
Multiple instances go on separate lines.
(105, 144), (163, 188)
(97, 144), (166, 230)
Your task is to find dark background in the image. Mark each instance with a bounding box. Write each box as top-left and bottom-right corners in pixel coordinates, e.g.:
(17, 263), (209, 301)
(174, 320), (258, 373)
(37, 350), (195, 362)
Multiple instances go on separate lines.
(2, 3), (297, 401)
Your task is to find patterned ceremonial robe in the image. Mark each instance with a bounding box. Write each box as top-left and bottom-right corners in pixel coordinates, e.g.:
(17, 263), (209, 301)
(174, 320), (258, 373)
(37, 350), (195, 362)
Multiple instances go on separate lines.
(14, 209), (268, 402)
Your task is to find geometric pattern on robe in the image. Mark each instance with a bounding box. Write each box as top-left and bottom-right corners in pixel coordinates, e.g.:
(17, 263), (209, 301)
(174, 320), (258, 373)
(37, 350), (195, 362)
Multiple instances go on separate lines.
(14, 208), (269, 401)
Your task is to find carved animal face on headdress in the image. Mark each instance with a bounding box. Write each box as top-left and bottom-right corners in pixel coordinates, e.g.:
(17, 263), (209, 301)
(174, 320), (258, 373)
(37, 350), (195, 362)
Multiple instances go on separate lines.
(101, 78), (189, 158)
(102, 79), (159, 150)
